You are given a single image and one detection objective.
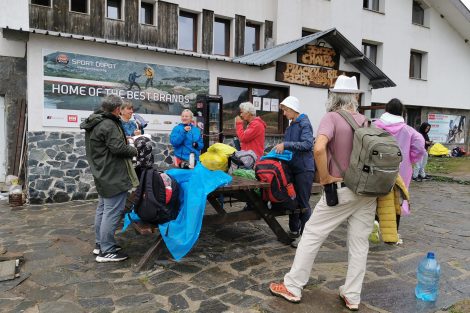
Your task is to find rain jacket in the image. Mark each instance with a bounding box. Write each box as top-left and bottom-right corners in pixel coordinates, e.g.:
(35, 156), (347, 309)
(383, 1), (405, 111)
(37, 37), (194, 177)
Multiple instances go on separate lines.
(235, 116), (267, 159)
(170, 123), (204, 161)
(80, 110), (139, 198)
(283, 114), (315, 174)
(377, 175), (409, 243)
(374, 113), (426, 188)
(419, 122), (432, 150)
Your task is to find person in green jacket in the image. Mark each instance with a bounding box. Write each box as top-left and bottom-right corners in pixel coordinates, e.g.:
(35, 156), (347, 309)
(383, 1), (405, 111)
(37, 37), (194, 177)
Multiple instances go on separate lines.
(80, 95), (139, 263)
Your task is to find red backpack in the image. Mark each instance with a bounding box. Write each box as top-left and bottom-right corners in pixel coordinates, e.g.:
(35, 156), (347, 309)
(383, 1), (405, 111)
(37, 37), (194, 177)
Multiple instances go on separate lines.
(254, 159), (296, 204)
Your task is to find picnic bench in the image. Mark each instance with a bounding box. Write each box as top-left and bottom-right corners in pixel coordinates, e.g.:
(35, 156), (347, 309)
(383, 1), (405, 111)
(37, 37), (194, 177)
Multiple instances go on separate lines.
(128, 176), (321, 271)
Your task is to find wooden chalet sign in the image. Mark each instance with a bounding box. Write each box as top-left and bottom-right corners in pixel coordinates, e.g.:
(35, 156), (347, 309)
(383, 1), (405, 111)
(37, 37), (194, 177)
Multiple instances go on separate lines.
(297, 45), (340, 69)
(275, 61), (359, 89)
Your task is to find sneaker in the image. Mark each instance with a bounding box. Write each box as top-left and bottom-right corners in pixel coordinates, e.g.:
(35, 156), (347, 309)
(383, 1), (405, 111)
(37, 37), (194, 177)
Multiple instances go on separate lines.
(368, 221), (380, 244)
(269, 282), (301, 303)
(421, 175), (432, 180)
(288, 231), (300, 239)
(396, 233), (403, 245)
(95, 251), (128, 263)
(291, 236), (301, 248)
(412, 176), (422, 182)
(339, 287), (359, 311)
(93, 243), (122, 255)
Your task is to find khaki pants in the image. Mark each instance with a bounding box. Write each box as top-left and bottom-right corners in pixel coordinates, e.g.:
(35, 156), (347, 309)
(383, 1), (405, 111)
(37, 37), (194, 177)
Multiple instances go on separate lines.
(284, 186), (377, 304)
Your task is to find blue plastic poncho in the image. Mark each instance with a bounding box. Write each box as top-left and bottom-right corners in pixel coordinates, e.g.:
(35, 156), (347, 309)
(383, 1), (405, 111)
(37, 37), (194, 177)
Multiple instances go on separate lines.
(260, 149), (293, 161)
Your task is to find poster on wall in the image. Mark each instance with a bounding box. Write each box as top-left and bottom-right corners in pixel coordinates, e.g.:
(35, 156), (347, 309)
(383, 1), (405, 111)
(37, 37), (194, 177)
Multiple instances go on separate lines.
(428, 113), (466, 144)
(42, 50), (209, 130)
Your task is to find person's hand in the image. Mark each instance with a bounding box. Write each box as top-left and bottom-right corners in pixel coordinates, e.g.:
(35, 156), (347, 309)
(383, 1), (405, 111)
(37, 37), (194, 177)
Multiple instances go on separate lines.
(192, 142), (198, 149)
(134, 129), (141, 136)
(184, 125), (191, 132)
(274, 143), (285, 154)
(320, 175), (343, 186)
(235, 116), (242, 123)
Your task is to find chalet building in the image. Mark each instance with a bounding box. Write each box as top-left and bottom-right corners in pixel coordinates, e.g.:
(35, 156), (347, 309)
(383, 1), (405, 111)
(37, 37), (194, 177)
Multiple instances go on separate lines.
(0, 0), (469, 203)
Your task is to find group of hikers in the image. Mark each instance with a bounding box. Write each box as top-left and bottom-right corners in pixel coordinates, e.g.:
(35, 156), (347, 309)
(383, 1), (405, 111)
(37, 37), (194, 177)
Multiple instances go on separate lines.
(80, 74), (434, 311)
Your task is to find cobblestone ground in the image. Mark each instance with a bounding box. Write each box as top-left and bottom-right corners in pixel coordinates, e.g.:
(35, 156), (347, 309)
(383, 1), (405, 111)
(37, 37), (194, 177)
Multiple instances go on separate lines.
(0, 180), (468, 313)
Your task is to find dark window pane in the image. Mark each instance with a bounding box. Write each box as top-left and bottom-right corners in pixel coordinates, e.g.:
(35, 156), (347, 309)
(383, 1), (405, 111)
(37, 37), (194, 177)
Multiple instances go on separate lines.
(179, 12), (197, 51)
(214, 18), (229, 56)
(244, 24), (259, 54)
(302, 30), (315, 37)
(140, 2), (153, 24)
(107, 0), (121, 19)
(362, 43), (377, 64)
(32, 0), (50, 6)
(71, 0), (87, 13)
(363, 0), (379, 11)
(410, 52), (422, 78)
(412, 1), (424, 25)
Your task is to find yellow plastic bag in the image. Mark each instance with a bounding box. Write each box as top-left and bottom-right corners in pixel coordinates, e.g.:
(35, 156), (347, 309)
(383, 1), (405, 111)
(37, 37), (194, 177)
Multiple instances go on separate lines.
(200, 151), (228, 171)
(207, 143), (237, 158)
(429, 143), (450, 156)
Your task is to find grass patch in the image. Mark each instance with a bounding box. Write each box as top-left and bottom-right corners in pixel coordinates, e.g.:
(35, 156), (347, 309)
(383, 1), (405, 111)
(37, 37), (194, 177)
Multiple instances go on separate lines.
(426, 156), (470, 175)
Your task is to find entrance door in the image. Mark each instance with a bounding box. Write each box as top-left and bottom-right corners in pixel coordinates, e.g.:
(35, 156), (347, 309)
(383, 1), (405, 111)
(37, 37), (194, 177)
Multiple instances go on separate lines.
(0, 97), (5, 182)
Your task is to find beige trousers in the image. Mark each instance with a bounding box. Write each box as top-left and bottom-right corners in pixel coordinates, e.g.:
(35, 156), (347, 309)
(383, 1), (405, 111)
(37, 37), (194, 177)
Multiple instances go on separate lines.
(284, 186), (377, 304)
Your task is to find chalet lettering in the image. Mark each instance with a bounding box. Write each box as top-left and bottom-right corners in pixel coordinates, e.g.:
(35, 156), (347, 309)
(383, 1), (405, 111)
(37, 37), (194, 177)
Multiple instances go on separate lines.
(297, 45), (339, 69)
(275, 61), (359, 89)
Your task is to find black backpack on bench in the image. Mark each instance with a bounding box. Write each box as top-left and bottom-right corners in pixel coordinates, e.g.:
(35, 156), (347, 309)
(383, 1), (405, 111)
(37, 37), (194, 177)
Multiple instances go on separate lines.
(133, 168), (180, 225)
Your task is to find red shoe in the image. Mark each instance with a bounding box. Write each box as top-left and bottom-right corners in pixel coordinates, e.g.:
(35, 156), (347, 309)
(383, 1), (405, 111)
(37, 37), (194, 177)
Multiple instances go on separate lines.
(269, 282), (301, 303)
(339, 288), (359, 311)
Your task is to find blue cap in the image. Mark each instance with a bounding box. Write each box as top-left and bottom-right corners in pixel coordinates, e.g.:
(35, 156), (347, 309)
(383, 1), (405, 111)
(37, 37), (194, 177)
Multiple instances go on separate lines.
(427, 252), (435, 259)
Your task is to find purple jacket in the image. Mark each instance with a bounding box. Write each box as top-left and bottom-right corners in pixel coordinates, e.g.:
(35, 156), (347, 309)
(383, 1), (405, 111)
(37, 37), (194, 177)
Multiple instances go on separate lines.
(374, 113), (426, 188)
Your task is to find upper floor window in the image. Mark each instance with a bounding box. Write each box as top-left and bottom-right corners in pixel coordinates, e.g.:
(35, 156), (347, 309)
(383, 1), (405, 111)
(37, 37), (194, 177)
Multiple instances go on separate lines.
(362, 42), (378, 64)
(410, 50), (427, 79)
(412, 1), (425, 25)
(70, 0), (88, 14)
(244, 22), (260, 54)
(107, 0), (122, 20)
(302, 29), (316, 37)
(31, 0), (51, 6)
(140, 1), (154, 25)
(214, 18), (230, 56)
(178, 11), (198, 51)
(363, 0), (380, 11)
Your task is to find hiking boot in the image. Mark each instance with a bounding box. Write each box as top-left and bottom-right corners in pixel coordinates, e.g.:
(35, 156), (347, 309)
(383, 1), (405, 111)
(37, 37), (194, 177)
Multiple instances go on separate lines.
(368, 221), (380, 244)
(421, 175), (432, 180)
(291, 236), (301, 248)
(339, 287), (359, 311)
(288, 231), (300, 239)
(93, 243), (122, 256)
(269, 282), (301, 303)
(95, 251), (128, 263)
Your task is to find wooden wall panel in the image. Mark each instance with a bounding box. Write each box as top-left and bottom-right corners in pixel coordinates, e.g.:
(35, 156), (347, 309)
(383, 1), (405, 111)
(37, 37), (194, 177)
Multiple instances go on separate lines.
(139, 25), (159, 46)
(104, 19), (125, 41)
(202, 9), (214, 54)
(90, 0), (104, 38)
(235, 15), (245, 56)
(52, 0), (68, 32)
(125, 0), (139, 43)
(158, 1), (178, 49)
(29, 5), (53, 30)
(67, 12), (92, 35)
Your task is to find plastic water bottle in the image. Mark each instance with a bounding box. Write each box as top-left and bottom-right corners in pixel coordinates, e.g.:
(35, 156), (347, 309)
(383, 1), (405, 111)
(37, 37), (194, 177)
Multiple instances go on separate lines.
(415, 252), (440, 301)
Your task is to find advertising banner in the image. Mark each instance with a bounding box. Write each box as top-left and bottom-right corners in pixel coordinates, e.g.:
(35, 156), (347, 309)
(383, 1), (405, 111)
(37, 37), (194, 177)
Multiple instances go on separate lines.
(428, 113), (466, 144)
(43, 50), (209, 130)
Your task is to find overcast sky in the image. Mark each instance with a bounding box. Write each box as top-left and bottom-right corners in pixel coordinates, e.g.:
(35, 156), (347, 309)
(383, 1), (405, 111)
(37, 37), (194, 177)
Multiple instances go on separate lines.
(462, 0), (470, 10)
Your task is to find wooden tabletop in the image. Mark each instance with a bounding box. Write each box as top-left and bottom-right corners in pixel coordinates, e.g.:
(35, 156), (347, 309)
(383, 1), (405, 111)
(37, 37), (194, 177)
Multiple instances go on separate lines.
(216, 176), (269, 191)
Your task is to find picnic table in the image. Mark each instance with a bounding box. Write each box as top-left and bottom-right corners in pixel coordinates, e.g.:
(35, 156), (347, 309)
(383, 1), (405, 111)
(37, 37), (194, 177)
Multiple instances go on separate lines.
(130, 176), (318, 271)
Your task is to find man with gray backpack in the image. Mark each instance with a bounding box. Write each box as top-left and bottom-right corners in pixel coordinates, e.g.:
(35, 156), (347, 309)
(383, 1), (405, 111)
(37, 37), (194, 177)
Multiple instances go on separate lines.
(270, 75), (401, 310)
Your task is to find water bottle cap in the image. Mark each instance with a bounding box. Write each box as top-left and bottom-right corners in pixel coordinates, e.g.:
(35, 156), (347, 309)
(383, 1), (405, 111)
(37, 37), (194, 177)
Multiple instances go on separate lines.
(427, 252), (435, 259)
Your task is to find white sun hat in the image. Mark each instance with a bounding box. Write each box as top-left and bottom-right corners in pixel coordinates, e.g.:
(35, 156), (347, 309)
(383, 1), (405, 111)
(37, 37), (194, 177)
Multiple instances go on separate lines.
(330, 75), (363, 93)
(280, 96), (301, 113)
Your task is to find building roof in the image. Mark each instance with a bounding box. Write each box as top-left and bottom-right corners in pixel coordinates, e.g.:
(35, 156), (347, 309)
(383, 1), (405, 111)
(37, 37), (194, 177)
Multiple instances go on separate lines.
(233, 28), (396, 89)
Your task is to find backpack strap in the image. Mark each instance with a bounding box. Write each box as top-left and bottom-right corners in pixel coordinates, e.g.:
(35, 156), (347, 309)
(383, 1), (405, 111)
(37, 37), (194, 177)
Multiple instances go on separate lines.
(134, 169), (148, 209)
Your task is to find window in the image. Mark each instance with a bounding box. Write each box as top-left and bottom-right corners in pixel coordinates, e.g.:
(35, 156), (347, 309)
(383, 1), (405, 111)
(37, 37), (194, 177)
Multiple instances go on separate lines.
(409, 51), (423, 79)
(179, 11), (198, 51)
(31, 0), (51, 6)
(363, 0), (380, 11)
(70, 0), (88, 13)
(362, 42), (378, 64)
(214, 18), (230, 56)
(218, 80), (288, 134)
(412, 1), (425, 25)
(302, 29), (316, 37)
(244, 23), (260, 54)
(107, 0), (122, 20)
(140, 2), (154, 25)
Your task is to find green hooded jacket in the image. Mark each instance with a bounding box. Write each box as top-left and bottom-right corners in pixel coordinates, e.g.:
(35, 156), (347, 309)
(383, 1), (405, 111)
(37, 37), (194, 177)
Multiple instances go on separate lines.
(80, 110), (139, 198)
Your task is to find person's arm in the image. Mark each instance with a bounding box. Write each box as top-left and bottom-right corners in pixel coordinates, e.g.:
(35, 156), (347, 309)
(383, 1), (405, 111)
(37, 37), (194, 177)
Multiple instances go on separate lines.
(284, 122), (314, 152)
(170, 126), (185, 147)
(103, 124), (137, 158)
(194, 128), (204, 151)
(313, 135), (342, 185)
(236, 119), (262, 144)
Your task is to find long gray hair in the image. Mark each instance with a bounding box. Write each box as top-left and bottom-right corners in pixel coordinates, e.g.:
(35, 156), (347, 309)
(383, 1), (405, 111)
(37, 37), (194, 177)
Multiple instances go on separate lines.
(325, 93), (359, 112)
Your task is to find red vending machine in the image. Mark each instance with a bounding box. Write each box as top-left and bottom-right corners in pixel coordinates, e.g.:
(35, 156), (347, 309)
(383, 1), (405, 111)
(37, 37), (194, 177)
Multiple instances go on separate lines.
(195, 94), (224, 152)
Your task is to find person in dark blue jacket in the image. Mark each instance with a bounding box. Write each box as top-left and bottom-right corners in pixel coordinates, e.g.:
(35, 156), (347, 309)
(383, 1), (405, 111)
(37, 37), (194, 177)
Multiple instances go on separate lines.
(170, 109), (204, 168)
(274, 96), (315, 248)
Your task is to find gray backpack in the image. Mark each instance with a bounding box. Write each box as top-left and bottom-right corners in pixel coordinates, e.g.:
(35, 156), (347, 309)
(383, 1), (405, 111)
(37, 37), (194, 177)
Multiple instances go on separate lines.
(332, 111), (402, 196)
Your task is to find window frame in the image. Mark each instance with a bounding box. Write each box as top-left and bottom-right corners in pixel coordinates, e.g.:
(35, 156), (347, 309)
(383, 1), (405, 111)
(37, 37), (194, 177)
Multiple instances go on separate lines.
(31, 0), (52, 7)
(140, 1), (155, 25)
(69, 0), (89, 14)
(363, 0), (380, 12)
(412, 1), (425, 25)
(362, 42), (378, 65)
(106, 0), (123, 20)
(409, 50), (423, 79)
(244, 22), (260, 54)
(213, 17), (230, 56)
(178, 10), (198, 52)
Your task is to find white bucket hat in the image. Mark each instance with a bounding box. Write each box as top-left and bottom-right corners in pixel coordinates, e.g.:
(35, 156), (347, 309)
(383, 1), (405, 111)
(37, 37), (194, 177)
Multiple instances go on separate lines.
(280, 96), (300, 113)
(330, 75), (363, 93)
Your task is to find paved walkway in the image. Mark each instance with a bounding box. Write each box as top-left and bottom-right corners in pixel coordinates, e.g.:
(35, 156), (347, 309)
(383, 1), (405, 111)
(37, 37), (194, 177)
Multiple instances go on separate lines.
(0, 180), (469, 313)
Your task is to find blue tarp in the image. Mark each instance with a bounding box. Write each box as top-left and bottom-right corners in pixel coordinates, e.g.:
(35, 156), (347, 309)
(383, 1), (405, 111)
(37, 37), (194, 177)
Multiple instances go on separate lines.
(260, 149), (293, 161)
(123, 163), (232, 261)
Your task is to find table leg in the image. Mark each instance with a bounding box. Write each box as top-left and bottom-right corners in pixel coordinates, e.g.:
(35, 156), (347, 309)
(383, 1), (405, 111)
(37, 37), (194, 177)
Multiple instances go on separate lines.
(207, 194), (226, 215)
(245, 191), (292, 244)
(133, 235), (164, 272)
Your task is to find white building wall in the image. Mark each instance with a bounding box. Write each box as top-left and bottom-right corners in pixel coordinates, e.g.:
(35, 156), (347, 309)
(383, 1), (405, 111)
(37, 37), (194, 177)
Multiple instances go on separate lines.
(0, 0), (29, 30)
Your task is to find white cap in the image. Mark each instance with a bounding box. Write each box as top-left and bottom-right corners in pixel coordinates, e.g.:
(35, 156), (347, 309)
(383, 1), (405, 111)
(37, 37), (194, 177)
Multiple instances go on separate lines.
(330, 75), (363, 93)
(280, 96), (301, 113)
